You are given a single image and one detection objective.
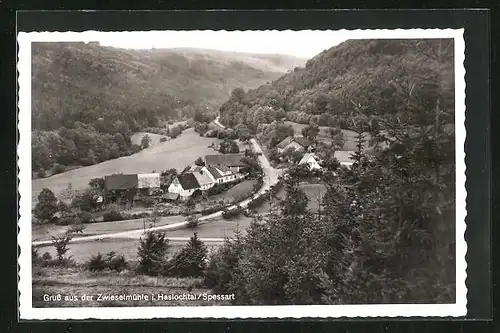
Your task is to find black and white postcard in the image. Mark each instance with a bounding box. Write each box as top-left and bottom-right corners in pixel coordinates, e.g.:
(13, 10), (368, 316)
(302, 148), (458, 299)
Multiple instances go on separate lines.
(17, 28), (466, 319)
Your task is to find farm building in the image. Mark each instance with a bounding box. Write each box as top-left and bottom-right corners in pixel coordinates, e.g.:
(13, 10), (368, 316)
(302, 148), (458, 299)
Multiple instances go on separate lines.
(204, 153), (246, 172)
(168, 173), (201, 200)
(137, 173), (161, 195)
(299, 153), (322, 170)
(205, 165), (242, 185)
(104, 174), (138, 191)
(277, 136), (313, 154)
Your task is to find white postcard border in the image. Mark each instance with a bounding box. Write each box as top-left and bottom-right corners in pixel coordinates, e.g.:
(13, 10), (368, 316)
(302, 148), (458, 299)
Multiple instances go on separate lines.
(18, 28), (467, 319)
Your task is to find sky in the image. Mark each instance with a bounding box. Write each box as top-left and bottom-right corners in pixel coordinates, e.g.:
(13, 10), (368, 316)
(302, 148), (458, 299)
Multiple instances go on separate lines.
(94, 30), (348, 58)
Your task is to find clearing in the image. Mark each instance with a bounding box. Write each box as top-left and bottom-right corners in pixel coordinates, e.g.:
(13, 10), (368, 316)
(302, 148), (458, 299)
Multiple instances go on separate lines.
(32, 266), (230, 307)
(284, 121), (369, 151)
(32, 128), (221, 204)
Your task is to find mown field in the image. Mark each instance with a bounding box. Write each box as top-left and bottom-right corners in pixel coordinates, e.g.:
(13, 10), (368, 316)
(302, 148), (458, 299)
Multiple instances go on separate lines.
(32, 215), (186, 242)
(32, 128), (221, 204)
(34, 214), (254, 263)
(209, 180), (258, 202)
(32, 266), (231, 307)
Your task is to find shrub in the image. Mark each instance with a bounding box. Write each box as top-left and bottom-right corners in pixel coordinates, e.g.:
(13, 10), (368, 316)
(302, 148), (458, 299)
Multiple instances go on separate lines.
(52, 163), (66, 175)
(37, 169), (46, 178)
(186, 215), (199, 228)
(78, 211), (94, 224)
(86, 253), (108, 271)
(51, 234), (72, 262)
(165, 233), (207, 278)
(41, 252), (52, 261)
(222, 206), (243, 220)
(103, 210), (124, 222)
(137, 231), (169, 276)
(67, 223), (86, 234)
(107, 252), (128, 272)
(160, 137), (167, 143)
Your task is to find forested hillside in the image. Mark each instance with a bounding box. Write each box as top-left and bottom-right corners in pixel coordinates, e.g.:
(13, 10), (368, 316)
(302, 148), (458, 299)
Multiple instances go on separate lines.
(206, 39), (457, 304)
(31, 42), (304, 175)
(219, 39), (454, 132)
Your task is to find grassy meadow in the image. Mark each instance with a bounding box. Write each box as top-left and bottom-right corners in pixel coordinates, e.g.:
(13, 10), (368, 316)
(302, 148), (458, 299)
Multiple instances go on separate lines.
(32, 128), (221, 204)
(32, 266), (231, 307)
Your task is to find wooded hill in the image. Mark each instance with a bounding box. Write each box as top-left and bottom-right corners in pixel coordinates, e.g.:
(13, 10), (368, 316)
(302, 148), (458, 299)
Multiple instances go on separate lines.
(31, 42), (305, 174)
(219, 39), (454, 132)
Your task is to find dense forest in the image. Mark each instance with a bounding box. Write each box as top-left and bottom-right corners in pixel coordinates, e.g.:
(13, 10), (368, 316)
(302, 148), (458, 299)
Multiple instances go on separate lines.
(207, 39), (457, 303)
(219, 39), (454, 132)
(31, 42), (304, 175)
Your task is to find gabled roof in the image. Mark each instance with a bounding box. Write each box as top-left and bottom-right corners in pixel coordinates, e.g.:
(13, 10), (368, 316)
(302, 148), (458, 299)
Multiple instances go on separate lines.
(104, 174), (138, 190)
(276, 136), (293, 149)
(215, 164), (231, 173)
(292, 136), (312, 148)
(299, 153), (318, 165)
(277, 136), (312, 149)
(205, 154), (245, 167)
(176, 173), (200, 190)
(192, 170), (214, 186)
(206, 166), (223, 179)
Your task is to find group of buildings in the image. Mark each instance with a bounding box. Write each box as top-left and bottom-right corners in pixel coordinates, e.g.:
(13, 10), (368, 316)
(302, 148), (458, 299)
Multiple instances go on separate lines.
(167, 154), (246, 200)
(102, 154), (247, 202)
(276, 135), (355, 170)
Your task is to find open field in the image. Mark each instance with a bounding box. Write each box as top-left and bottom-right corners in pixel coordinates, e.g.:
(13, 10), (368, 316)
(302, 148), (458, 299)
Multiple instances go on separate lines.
(130, 132), (169, 146)
(209, 180), (258, 202)
(284, 121), (369, 151)
(32, 266), (230, 307)
(32, 215), (186, 242)
(34, 215), (253, 263)
(32, 128), (222, 204)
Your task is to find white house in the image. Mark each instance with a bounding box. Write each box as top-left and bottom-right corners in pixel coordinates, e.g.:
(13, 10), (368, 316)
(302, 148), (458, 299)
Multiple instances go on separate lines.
(167, 173), (201, 199)
(299, 153), (322, 170)
(206, 165), (240, 184)
(192, 168), (216, 191)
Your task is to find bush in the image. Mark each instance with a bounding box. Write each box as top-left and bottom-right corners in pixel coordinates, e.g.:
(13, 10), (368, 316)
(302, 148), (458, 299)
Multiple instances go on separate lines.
(222, 206), (244, 220)
(165, 233), (207, 278)
(78, 211), (94, 223)
(42, 252), (52, 261)
(137, 231), (169, 276)
(52, 163), (66, 175)
(186, 215), (199, 228)
(86, 253), (108, 271)
(160, 137), (167, 143)
(86, 251), (128, 272)
(200, 204), (225, 215)
(103, 210), (124, 222)
(107, 252), (128, 272)
(37, 169), (46, 178)
(67, 223), (86, 234)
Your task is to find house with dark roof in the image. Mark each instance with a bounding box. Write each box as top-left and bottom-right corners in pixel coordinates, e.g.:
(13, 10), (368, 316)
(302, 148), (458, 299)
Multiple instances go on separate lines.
(204, 153), (246, 172)
(277, 136), (313, 154)
(167, 173), (201, 199)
